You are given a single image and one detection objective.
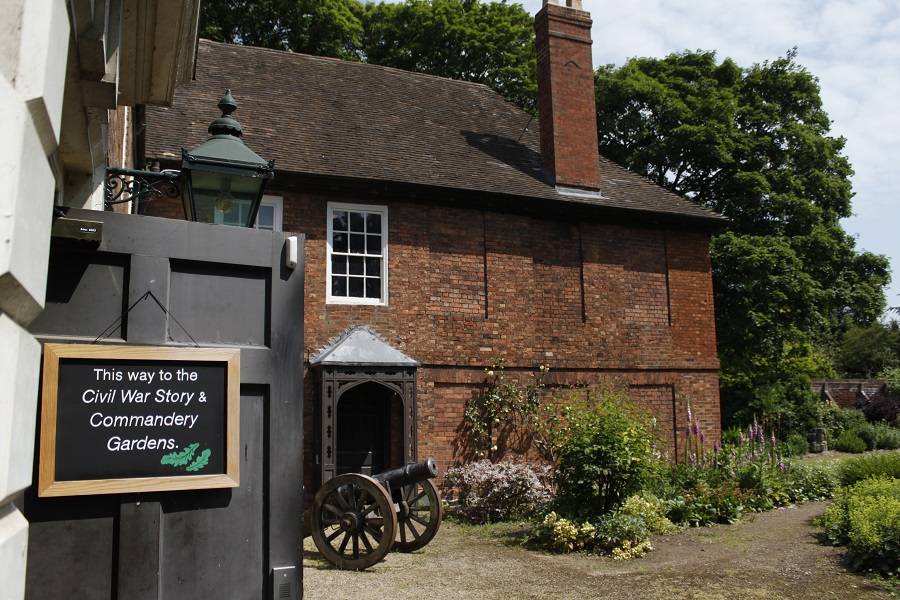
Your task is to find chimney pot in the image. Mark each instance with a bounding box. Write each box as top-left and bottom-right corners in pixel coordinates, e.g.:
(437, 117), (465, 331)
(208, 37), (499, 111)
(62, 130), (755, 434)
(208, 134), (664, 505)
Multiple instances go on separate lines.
(543, 0), (584, 9)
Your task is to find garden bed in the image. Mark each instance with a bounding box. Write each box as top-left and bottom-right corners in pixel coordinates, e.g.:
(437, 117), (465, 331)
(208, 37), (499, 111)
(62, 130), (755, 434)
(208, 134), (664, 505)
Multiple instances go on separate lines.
(302, 502), (896, 599)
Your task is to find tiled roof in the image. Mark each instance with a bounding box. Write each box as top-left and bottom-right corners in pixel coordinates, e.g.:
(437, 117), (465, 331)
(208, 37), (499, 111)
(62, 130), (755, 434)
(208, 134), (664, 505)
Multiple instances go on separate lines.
(146, 39), (725, 224)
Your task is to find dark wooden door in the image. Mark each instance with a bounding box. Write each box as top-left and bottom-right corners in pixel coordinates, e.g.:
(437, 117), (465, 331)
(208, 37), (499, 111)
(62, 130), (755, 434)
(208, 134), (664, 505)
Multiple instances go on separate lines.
(336, 383), (390, 476)
(24, 209), (304, 600)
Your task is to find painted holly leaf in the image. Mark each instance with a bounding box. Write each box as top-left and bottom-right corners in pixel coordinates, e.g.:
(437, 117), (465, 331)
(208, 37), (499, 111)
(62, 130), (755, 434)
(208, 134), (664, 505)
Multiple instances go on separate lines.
(161, 442), (199, 467)
(185, 448), (212, 472)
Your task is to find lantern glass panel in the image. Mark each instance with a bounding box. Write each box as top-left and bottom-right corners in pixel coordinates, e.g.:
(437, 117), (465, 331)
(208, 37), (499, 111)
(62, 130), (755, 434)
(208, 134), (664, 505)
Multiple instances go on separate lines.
(190, 169), (264, 226)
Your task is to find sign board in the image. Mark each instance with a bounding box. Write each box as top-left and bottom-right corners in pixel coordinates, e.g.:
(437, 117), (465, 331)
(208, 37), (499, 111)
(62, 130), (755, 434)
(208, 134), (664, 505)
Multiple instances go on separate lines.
(38, 344), (240, 497)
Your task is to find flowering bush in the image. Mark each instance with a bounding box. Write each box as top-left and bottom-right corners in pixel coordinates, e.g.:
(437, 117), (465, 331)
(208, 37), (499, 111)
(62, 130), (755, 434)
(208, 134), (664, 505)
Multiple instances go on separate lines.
(660, 414), (841, 526)
(462, 360), (554, 461)
(443, 460), (553, 524)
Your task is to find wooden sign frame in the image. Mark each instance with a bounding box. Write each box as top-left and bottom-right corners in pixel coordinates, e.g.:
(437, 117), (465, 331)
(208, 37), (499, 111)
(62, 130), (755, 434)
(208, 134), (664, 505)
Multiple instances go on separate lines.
(39, 343), (240, 497)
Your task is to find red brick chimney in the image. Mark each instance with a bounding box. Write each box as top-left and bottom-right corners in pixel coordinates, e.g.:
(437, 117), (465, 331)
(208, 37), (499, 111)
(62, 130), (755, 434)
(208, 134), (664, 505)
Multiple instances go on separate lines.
(535, 0), (601, 194)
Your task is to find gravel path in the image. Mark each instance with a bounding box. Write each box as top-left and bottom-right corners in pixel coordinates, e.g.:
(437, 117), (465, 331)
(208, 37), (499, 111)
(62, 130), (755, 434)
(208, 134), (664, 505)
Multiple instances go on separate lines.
(302, 502), (895, 599)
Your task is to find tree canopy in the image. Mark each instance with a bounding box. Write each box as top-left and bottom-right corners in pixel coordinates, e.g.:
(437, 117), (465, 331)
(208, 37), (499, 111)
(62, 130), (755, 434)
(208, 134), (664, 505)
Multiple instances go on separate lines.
(596, 50), (891, 427)
(835, 321), (900, 378)
(200, 0), (537, 109)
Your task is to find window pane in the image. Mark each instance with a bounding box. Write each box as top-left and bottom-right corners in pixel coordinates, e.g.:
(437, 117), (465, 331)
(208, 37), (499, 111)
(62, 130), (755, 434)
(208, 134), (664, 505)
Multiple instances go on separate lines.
(365, 277), (381, 299)
(365, 257), (381, 276)
(366, 234), (381, 255)
(349, 212), (365, 232)
(256, 205), (274, 229)
(333, 211), (348, 232)
(333, 232), (348, 253)
(350, 234), (365, 254)
(348, 256), (364, 275)
(331, 255), (346, 274)
(348, 277), (364, 297)
(365, 213), (381, 234)
(331, 276), (347, 296)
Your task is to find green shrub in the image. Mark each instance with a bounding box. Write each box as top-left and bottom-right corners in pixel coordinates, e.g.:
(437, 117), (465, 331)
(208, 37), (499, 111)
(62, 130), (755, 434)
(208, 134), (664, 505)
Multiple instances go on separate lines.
(852, 423), (878, 451)
(871, 423), (900, 450)
(537, 512), (596, 553)
(535, 498), (670, 559)
(721, 427), (743, 446)
(783, 462), (839, 502)
(665, 480), (748, 526)
(593, 512), (653, 559)
(833, 430), (867, 453)
(819, 477), (900, 575)
(619, 494), (677, 534)
(838, 452), (900, 486)
(554, 392), (659, 516)
(736, 462), (792, 510)
(781, 432), (809, 457)
(846, 493), (900, 574)
(846, 422), (900, 451)
(824, 406), (869, 439)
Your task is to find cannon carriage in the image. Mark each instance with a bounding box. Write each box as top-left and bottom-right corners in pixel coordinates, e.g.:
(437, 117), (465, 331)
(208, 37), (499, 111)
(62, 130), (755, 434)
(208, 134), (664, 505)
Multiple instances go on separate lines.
(309, 458), (442, 570)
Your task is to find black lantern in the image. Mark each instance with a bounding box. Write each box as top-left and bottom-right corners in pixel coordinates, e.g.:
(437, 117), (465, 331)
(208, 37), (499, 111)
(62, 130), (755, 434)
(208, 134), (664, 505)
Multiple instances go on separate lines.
(180, 90), (274, 227)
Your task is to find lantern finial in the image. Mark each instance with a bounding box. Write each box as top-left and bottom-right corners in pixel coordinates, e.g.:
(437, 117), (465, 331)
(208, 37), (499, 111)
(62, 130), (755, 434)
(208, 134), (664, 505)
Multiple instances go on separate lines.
(208, 89), (243, 138)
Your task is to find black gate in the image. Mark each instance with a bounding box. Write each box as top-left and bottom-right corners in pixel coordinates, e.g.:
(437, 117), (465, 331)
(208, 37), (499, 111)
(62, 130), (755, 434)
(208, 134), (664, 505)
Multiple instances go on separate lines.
(24, 209), (304, 600)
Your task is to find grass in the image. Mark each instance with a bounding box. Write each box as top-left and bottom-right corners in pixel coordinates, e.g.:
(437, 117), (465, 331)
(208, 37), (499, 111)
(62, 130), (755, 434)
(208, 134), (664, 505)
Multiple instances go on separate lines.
(797, 449), (899, 465)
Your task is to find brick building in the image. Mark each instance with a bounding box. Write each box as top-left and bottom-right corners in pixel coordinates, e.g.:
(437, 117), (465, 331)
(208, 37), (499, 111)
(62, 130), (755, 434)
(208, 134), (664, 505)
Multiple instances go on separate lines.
(140, 1), (725, 491)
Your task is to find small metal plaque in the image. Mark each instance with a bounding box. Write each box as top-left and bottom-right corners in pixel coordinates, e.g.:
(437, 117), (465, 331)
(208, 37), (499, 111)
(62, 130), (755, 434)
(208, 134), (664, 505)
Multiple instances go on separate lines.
(51, 218), (103, 242)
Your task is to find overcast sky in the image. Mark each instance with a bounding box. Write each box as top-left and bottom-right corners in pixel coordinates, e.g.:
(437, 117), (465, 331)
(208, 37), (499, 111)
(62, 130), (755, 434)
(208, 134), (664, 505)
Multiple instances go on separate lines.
(519, 0), (900, 312)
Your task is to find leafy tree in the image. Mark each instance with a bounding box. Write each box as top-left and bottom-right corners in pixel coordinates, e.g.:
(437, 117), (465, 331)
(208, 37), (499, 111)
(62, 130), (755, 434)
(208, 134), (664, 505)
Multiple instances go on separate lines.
(358, 0), (536, 109)
(596, 50), (890, 428)
(836, 322), (900, 378)
(200, 0), (536, 109)
(200, 0), (364, 59)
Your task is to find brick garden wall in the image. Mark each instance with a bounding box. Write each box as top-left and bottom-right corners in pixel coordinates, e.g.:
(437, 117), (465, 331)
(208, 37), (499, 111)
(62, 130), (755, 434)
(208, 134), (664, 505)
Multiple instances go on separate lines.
(285, 190), (721, 492)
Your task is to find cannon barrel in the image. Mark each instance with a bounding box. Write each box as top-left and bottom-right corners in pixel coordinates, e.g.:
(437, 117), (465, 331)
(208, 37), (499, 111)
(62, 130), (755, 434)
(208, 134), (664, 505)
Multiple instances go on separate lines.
(372, 457), (437, 491)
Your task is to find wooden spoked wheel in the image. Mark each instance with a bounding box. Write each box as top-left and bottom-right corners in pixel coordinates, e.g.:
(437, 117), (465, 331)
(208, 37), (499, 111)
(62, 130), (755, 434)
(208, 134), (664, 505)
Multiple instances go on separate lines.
(310, 473), (398, 570)
(394, 478), (442, 552)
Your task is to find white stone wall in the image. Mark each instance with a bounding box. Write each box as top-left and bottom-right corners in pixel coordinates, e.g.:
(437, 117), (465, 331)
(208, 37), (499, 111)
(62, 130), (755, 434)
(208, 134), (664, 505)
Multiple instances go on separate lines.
(0, 1), (70, 597)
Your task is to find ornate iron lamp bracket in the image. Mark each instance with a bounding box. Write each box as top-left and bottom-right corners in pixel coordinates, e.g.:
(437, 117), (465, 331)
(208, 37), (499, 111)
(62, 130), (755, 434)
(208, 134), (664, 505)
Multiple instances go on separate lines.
(104, 167), (181, 209)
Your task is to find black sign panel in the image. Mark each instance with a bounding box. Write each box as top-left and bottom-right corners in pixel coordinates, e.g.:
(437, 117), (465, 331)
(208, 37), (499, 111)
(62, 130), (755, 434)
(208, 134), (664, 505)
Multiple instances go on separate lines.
(39, 344), (240, 497)
(54, 359), (227, 481)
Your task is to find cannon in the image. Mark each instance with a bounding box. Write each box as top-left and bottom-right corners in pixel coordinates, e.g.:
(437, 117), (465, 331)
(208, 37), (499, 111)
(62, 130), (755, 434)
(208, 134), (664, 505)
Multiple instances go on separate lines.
(309, 458), (443, 570)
